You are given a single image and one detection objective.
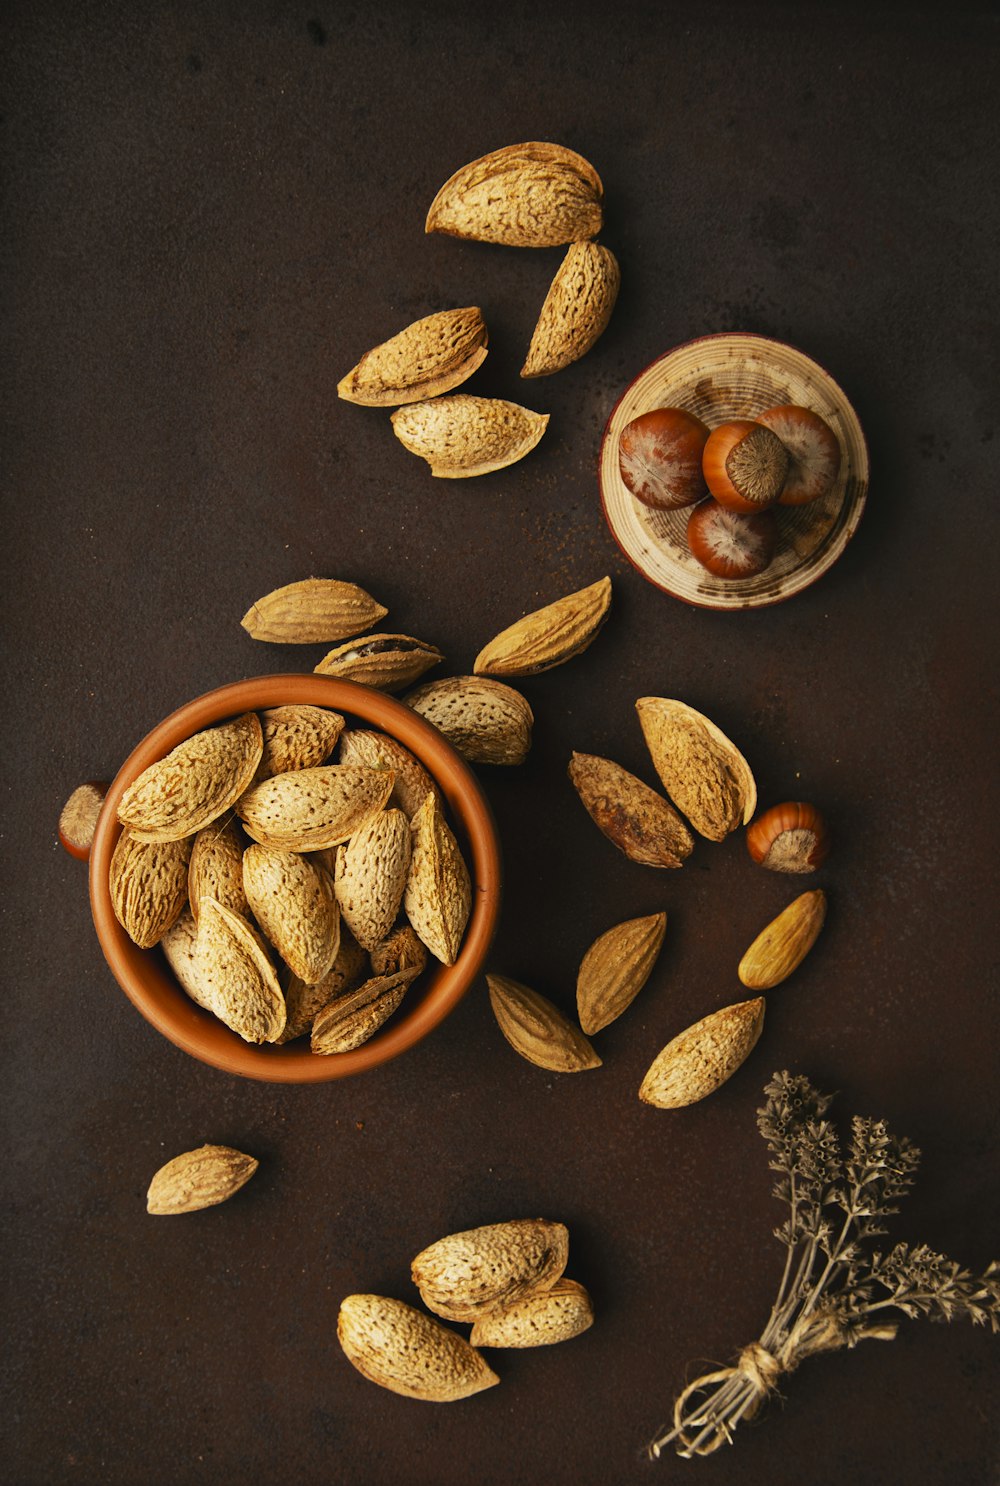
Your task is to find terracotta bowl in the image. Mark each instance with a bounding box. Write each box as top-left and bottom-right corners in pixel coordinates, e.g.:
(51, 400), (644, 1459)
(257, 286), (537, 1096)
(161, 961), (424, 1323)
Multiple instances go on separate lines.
(88, 675), (502, 1082)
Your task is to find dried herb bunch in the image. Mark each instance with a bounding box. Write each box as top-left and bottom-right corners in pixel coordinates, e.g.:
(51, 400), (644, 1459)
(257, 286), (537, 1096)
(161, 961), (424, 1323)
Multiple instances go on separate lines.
(650, 1072), (999, 1460)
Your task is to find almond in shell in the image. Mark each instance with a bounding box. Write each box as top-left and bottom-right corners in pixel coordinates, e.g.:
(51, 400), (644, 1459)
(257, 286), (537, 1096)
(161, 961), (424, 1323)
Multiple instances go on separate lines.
(390, 395), (548, 479)
(314, 633), (443, 692)
(310, 967), (419, 1054)
(242, 844), (340, 984)
(412, 1218), (570, 1322)
(193, 898), (286, 1044)
(425, 141), (603, 248)
(473, 577), (611, 677)
(738, 889), (826, 990)
(334, 808), (412, 951)
(147, 1144), (259, 1215)
(521, 242), (620, 378)
(470, 1278), (594, 1348)
(567, 751), (694, 868)
(237, 765), (394, 852)
(337, 306), (488, 406)
(337, 729), (441, 820)
(404, 676), (533, 766)
(369, 924), (429, 979)
(240, 578), (387, 644)
(161, 909), (219, 1013)
(337, 1294), (499, 1402)
(277, 927), (369, 1044)
(109, 829), (192, 949)
(403, 793), (471, 965)
(639, 997), (765, 1109)
(636, 697), (756, 842)
(188, 815), (248, 923)
(576, 911), (667, 1035)
(117, 713), (263, 844)
(487, 975), (601, 1073)
(256, 705), (345, 781)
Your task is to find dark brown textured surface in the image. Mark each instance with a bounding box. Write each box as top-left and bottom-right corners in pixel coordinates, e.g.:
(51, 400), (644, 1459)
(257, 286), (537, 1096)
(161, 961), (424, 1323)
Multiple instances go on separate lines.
(3, 2), (998, 1483)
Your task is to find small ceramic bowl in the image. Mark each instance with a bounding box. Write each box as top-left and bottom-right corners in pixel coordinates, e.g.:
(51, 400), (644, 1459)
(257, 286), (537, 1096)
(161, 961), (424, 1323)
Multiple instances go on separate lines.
(88, 675), (502, 1083)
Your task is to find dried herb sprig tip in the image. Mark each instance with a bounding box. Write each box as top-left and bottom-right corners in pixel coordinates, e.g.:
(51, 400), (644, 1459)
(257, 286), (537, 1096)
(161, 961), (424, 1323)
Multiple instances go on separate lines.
(649, 1072), (999, 1461)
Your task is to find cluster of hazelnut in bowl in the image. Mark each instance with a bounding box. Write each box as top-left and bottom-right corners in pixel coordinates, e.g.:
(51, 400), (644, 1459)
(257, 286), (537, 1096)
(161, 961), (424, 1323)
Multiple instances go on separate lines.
(618, 404), (842, 580)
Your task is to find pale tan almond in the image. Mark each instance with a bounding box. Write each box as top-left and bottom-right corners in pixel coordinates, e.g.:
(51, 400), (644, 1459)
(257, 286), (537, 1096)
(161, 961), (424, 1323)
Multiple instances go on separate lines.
(567, 752), (694, 868)
(237, 766), (394, 852)
(404, 676), (533, 766)
(521, 242), (620, 378)
(240, 578), (387, 644)
(738, 889), (827, 990)
(147, 1144), (259, 1215)
(487, 975), (601, 1073)
(470, 1278), (594, 1348)
(412, 1218), (570, 1322)
(109, 829), (192, 949)
(277, 927), (369, 1043)
(58, 781), (107, 859)
(117, 713), (263, 844)
(425, 141), (603, 248)
(334, 810), (411, 951)
(639, 997), (765, 1109)
(403, 793), (471, 965)
(314, 633), (443, 692)
(636, 697), (757, 842)
(369, 924), (429, 979)
(473, 577), (611, 677)
(256, 705), (345, 781)
(337, 1294), (499, 1402)
(338, 730), (441, 820)
(161, 909), (220, 1013)
(310, 967), (419, 1054)
(188, 816), (248, 923)
(242, 844), (340, 983)
(337, 307), (488, 406)
(193, 898), (286, 1043)
(576, 912), (667, 1035)
(390, 395), (548, 478)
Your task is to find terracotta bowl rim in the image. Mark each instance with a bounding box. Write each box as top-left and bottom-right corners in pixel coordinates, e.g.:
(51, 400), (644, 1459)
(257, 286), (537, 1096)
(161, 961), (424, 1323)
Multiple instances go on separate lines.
(88, 674), (502, 1083)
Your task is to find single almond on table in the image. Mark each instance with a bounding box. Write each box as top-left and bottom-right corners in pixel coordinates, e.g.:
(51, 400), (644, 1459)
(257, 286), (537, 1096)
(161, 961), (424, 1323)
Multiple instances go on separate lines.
(470, 1278), (594, 1348)
(576, 911), (667, 1034)
(404, 675), (533, 766)
(277, 927), (369, 1044)
(639, 997), (765, 1108)
(334, 808), (412, 951)
(310, 967), (419, 1054)
(337, 1294), (499, 1402)
(567, 751), (694, 868)
(146, 1144), (259, 1215)
(193, 898), (286, 1044)
(117, 712), (263, 844)
(240, 578), (388, 644)
(390, 395), (548, 478)
(337, 306), (488, 406)
(338, 729), (441, 820)
(738, 889), (827, 990)
(487, 975), (601, 1073)
(635, 697), (756, 842)
(403, 793), (471, 966)
(188, 815), (248, 923)
(256, 705), (345, 781)
(58, 781), (107, 860)
(237, 765), (394, 852)
(412, 1218), (570, 1322)
(314, 633), (443, 692)
(242, 844), (340, 984)
(109, 829), (192, 949)
(473, 577), (612, 678)
(426, 141), (603, 248)
(521, 242), (620, 378)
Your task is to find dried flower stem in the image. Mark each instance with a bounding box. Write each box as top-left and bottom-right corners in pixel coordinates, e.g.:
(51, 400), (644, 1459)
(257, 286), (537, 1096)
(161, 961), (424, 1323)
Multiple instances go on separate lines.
(649, 1072), (1000, 1460)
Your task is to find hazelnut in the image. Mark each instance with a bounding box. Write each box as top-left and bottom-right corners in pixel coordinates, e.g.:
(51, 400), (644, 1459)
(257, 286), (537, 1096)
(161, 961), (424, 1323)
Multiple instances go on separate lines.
(755, 404), (841, 506)
(618, 407), (709, 510)
(702, 419), (789, 512)
(686, 499), (776, 579)
(745, 802), (829, 873)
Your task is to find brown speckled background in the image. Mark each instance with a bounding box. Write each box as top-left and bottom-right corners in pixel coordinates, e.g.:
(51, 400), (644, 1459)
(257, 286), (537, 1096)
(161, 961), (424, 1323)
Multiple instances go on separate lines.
(3, 3), (998, 1483)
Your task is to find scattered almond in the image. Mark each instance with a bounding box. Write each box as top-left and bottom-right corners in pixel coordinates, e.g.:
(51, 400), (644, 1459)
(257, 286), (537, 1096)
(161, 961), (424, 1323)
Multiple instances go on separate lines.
(576, 911), (667, 1035)
(117, 713), (263, 844)
(487, 975), (601, 1073)
(636, 697), (756, 842)
(314, 633), (443, 692)
(470, 1278), (594, 1348)
(390, 395), (548, 478)
(567, 751), (694, 868)
(146, 1144), (259, 1215)
(412, 1218), (570, 1322)
(337, 306), (489, 406)
(639, 997), (766, 1108)
(337, 1294), (499, 1402)
(473, 577), (612, 677)
(405, 675), (533, 766)
(738, 889), (827, 990)
(425, 141), (604, 248)
(240, 578), (387, 644)
(521, 242), (620, 378)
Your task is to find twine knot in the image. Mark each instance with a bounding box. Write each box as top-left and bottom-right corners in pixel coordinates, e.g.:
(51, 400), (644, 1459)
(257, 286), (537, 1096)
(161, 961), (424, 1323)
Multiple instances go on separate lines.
(737, 1341), (782, 1397)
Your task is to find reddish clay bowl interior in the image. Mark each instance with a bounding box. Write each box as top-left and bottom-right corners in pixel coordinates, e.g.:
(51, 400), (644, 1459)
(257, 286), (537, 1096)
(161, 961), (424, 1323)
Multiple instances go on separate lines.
(89, 675), (502, 1082)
